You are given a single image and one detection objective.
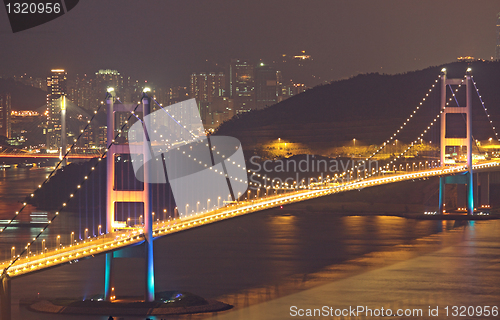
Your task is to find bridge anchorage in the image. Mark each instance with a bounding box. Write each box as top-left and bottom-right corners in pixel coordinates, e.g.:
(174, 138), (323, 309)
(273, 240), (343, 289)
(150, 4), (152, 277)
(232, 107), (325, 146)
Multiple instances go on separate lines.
(437, 68), (490, 216)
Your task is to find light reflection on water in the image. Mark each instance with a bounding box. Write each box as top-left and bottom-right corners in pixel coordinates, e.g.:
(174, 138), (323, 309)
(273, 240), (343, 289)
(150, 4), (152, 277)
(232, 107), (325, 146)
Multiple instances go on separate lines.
(0, 168), (481, 320)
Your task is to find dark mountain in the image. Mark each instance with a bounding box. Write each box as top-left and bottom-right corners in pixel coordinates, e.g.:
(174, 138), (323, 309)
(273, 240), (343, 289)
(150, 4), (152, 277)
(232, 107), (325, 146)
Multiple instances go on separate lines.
(0, 78), (46, 110)
(216, 61), (500, 155)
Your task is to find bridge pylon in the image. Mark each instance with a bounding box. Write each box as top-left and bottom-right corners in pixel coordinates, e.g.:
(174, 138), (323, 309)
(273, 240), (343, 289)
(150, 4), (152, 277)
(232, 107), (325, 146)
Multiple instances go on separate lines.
(105, 90), (155, 302)
(438, 68), (474, 215)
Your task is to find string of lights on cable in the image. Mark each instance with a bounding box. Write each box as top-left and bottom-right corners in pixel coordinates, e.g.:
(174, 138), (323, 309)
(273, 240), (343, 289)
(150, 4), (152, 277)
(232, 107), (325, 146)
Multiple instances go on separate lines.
(0, 100), (107, 234)
(472, 76), (500, 142)
(339, 73), (442, 180)
(1, 96), (144, 275)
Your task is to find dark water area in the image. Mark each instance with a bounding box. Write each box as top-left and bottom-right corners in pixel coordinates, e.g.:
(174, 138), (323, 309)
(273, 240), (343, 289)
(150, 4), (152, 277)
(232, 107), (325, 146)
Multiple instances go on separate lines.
(0, 167), (482, 320)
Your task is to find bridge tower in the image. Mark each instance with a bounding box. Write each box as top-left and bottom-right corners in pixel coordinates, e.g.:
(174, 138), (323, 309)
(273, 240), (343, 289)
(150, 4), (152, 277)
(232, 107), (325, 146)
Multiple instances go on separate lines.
(61, 95), (67, 166)
(105, 89), (155, 302)
(439, 68), (474, 215)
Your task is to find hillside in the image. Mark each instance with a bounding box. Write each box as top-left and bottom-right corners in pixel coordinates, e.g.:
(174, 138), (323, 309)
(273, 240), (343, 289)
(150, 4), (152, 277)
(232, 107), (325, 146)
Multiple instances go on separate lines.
(216, 61), (500, 157)
(0, 78), (46, 110)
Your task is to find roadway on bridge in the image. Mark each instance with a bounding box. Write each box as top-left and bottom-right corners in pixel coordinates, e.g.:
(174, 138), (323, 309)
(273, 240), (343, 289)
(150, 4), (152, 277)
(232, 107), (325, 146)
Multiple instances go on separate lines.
(2, 161), (499, 278)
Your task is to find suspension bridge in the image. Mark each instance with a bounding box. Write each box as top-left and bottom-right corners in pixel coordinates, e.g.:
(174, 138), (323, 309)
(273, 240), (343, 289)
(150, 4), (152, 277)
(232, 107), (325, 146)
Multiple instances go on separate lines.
(0, 67), (499, 319)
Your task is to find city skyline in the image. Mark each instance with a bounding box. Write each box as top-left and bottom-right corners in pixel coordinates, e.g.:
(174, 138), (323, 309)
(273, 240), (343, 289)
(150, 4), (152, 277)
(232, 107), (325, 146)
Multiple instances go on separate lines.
(1, 2), (500, 319)
(1, 1), (500, 87)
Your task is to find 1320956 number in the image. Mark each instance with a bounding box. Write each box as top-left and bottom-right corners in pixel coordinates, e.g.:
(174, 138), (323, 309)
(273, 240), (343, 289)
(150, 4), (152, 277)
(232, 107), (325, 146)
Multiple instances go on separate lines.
(444, 306), (498, 317)
(5, 2), (61, 14)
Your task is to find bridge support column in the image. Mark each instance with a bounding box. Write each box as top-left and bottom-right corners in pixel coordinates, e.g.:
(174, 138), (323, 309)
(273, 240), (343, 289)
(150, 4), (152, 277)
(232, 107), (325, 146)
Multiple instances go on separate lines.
(438, 177), (445, 214)
(142, 95), (155, 302)
(0, 274), (11, 320)
(466, 70), (474, 215)
(104, 253), (114, 301)
(61, 96), (67, 167)
(467, 173), (474, 215)
(104, 91), (115, 302)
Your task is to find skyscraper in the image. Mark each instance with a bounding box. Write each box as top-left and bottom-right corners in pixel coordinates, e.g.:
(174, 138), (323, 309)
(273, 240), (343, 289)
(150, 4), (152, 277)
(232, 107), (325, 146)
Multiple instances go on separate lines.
(229, 59), (255, 111)
(94, 69), (123, 107)
(496, 13), (500, 60)
(0, 93), (11, 138)
(254, 63), (281, 109)
(67, 74), (93, 111)
(190, 72), (227, 123)
(46, 69), (67, 150)
(95, 69), (123, 94)
(168, 86), (190, 105)
(190, 72), (226, 103)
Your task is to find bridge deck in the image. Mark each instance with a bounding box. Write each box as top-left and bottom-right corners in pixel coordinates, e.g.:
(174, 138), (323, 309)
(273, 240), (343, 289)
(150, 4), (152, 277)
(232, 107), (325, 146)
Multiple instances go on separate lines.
(1, 161), (499, 278)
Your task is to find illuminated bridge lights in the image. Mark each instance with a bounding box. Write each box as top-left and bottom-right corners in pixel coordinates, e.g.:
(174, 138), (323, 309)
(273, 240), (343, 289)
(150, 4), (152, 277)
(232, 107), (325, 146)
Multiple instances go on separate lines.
(3, 161), (499, 277)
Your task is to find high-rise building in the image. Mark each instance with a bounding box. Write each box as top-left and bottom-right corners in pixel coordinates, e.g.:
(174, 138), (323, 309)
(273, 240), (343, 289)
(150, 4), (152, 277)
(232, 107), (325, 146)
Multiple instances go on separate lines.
(168, 86), (190, 105)
(0, 93), (11, 138)
(46, 69), (67, 150)
(496, 13), (500, 60)
(13, 74), (46, 91)
(67, 74), (93, 111)
(255, 64), (281, 109)
(229, 59), (255, 111)
(203, 96), (235, 129)
(94, 69), (123, 107)
(95, 69), (123, 92)
(190, 72), (226, 103)
(190, 72), (227, 123)
(154, 87), (170, 107)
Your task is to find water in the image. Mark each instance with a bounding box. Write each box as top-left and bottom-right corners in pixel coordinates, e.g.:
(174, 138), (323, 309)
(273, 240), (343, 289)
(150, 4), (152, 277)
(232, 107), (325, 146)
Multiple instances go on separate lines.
(0, 167), (492, 320)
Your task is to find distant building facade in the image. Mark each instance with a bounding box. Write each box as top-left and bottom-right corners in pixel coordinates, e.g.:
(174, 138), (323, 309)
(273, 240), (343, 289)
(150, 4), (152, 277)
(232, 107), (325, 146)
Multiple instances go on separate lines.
(67, 74), (93, 111)
(496, 13), (500, 60)
(190, 72), (226, 103)
(255, 64), (281, 109)
(168, 86), (190, 105)
(46, 69), (67, 150)
(0, 93), (11, 138)
(229, 59), (255, 112)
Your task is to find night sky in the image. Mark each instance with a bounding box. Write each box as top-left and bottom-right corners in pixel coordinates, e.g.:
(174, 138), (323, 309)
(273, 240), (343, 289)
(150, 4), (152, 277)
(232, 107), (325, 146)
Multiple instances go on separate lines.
(0, 0), (499, 87)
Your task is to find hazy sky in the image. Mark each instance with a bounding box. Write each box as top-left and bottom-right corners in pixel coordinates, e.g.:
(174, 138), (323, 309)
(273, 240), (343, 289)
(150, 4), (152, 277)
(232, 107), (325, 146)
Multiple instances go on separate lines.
(0, 0), (499, 86)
